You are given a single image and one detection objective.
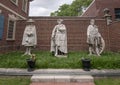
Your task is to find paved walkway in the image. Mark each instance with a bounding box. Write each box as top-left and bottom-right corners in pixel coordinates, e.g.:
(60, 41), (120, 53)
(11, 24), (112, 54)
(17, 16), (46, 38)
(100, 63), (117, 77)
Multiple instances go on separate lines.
(30, 82), (95, 85)
(30, 75), (94, 85)
(0, 68), (119, 85)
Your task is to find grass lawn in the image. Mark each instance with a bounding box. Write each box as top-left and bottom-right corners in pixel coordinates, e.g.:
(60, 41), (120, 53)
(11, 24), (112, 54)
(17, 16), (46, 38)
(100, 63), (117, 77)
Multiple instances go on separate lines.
(95, 78), (120, 85)
(0, 51), (120, 69)
(0, 76), (30, 85)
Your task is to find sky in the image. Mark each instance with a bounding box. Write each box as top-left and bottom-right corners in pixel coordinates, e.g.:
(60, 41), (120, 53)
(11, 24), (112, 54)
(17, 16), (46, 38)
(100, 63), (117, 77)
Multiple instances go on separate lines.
(29, 0), (74, 16)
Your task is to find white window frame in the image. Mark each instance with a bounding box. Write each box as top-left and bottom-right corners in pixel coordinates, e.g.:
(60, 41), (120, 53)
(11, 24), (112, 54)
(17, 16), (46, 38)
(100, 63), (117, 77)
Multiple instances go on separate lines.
(22, 0), (28, 13)
(10, 0), (18, 6)
(6, 14), (16, 40)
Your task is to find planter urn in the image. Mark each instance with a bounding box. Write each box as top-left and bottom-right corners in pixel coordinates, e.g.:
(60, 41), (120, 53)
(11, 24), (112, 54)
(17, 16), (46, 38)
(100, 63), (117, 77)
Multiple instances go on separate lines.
(26, 58), (36, 71)
(81, 58), (91, 71)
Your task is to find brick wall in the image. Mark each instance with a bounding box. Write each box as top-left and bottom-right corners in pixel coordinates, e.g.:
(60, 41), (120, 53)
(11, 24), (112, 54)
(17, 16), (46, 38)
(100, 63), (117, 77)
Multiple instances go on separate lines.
(109, 21), (120, 52)
(82, 0), (120, 20)
(15, 17), (110, 52)
(82, 0), (97, 17)
(1, 16), (120, 53)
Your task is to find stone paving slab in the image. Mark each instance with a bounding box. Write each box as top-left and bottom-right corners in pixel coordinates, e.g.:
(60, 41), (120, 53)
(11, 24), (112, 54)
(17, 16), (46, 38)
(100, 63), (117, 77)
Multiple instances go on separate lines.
(31, 75), (93, 83)
(0, 68), (120, 77)
(30, 82), (95, 85)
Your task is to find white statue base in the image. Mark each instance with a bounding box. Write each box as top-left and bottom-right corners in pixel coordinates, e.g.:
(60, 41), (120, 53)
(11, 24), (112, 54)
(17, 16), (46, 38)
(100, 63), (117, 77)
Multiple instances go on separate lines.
(56, 55), (67, 58)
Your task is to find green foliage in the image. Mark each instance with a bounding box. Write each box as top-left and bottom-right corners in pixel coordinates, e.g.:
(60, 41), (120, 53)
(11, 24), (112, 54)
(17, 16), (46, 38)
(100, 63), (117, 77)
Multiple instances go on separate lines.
(0, 51), (120, 69)
(95, 78), (120, 85)
(90, 52), (120, 69)
(34, 51), (83, 69)
(50, 0), (93, 16)
(0, 76), (30, 85)
(0, 51), (27, 68)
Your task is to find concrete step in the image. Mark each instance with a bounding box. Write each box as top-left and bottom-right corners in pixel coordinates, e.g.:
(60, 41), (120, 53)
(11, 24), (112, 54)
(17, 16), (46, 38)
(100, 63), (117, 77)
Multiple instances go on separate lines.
(30, 82), (95, 85)
(31, 75), (94, 83)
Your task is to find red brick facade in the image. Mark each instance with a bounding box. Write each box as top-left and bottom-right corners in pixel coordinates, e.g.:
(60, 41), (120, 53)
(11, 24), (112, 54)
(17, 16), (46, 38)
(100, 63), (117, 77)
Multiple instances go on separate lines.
(0, 0), (30, 19)
(82, 0), (120, 20)
(109, 21), (120, 52)
(0, 0), (31, 53)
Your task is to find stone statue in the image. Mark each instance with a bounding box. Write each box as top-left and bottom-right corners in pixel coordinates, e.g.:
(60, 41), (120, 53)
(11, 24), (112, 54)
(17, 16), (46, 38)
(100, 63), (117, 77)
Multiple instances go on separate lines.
(103, 8), (112, 25)
(22, 19), (37, 56)
(87, 19), (105, 56)
(50, 19), (67, 57)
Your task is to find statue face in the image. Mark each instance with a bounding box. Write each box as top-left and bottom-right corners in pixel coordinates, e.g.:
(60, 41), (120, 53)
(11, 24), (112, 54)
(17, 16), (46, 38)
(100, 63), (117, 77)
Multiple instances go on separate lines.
(90, 19), (95, 25)
(28, 22), (34, 25)
(57, 19), (63, 24)
(57, 21), (62, 24)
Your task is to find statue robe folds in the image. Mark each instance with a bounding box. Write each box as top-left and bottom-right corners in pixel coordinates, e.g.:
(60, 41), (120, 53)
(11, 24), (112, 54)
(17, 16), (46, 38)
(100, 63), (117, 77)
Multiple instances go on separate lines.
(22, 25), (37, 46)
(87, 25), (101, 45)
(51, 24), (67, 54)
(87, 24), (105, 56)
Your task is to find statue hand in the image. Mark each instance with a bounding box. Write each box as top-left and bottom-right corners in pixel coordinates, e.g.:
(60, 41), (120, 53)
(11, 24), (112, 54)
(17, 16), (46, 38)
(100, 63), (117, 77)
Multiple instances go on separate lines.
(51, 37), (55, 40)
(87, 35), (90, 38)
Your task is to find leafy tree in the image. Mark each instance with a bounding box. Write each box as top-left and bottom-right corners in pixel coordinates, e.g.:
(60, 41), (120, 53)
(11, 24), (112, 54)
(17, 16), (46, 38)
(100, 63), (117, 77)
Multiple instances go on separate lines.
(50, 0), (93, 16)
(51, 4), (71, 16)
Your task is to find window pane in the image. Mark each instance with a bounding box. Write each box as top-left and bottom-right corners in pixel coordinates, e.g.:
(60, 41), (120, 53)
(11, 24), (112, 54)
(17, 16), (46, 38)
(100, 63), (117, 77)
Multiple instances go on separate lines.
(22, 0), (27, 12)
(7, 20), (15, 39)
(115, 8), (120, 19)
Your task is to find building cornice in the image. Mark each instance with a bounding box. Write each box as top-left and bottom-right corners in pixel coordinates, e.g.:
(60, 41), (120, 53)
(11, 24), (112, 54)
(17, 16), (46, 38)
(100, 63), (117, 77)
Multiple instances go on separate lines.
(0, 3), (26, 20)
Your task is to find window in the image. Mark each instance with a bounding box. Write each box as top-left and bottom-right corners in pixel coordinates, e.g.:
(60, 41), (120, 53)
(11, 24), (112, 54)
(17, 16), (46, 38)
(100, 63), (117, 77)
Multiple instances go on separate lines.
(7, 15), (16, 40)
(22, 0), (28, 12)
(115, 8), (120, 20)
(10, 0), (18, 5)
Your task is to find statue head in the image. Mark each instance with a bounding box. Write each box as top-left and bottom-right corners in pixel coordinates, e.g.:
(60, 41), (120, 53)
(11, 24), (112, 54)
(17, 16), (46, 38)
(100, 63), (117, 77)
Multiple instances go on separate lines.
(57, 19), (63, 24)
(90, 19), (95, 25)
(27, 19), (35, 25)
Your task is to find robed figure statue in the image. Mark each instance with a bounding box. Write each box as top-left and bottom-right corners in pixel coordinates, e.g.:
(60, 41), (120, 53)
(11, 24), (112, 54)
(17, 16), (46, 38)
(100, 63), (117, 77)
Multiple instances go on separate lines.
(51, 19), (67, 57)
(87, 19), (105, 56)
(22, 19), (37, 56)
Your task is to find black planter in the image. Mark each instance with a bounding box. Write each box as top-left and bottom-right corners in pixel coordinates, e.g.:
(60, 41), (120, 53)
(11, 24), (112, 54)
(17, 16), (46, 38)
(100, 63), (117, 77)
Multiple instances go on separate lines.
(26, 59), (36, 71)
(81, 58), (91, 71)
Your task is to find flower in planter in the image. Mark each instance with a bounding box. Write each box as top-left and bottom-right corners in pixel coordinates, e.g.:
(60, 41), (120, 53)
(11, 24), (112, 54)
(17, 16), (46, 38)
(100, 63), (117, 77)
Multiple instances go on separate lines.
(26, 54), (36, 71)
(30, 54), (36, 61)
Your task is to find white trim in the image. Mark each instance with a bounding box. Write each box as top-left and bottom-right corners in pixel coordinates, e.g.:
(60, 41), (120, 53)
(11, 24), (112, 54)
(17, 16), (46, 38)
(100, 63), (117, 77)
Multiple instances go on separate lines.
(8, 14), (17, 20)
(0, 9), (2, 14)
(0, 3), (26, 20)
(10, 0), (18, 6)
(22, 0), (28, 13)
(6, 15), (16, 40)
(81, 0), (96, 16)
